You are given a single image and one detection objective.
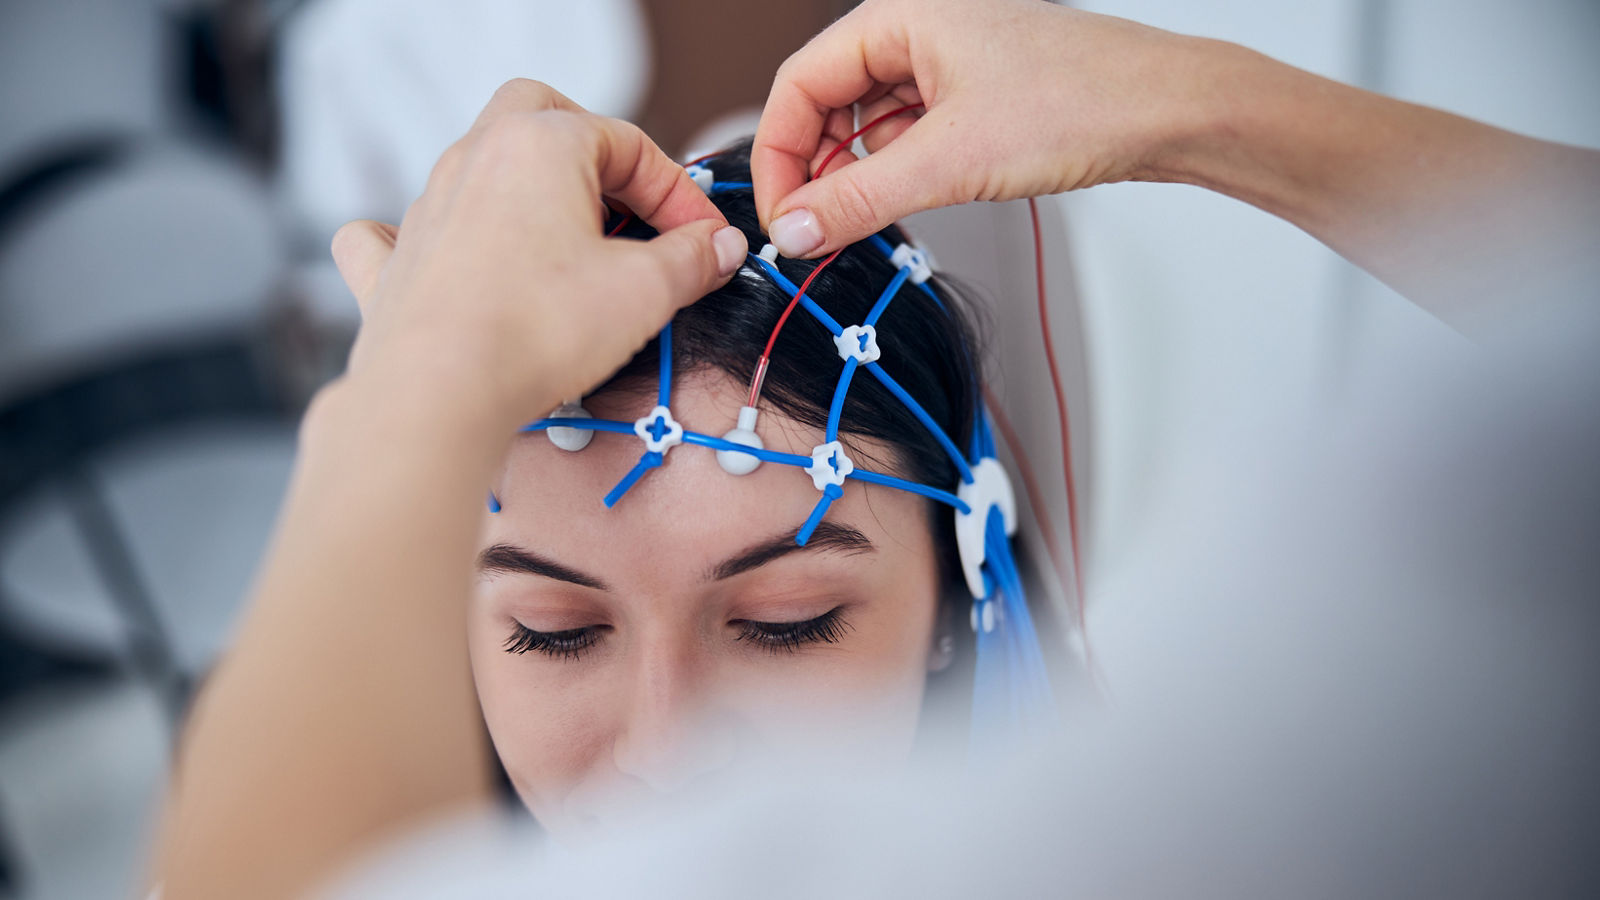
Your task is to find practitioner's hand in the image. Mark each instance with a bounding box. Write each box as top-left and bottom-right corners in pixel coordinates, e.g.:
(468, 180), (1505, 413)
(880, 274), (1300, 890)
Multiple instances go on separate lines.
(752, 0), (1211, 258)
(330, 79), (748, 430)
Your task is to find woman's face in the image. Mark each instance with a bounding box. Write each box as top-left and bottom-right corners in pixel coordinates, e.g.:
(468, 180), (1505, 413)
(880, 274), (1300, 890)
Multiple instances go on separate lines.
(469, 374), (946, 834)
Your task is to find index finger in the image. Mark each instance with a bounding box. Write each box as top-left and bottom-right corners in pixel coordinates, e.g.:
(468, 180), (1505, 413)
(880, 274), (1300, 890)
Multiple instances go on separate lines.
(468, 80), (725, 233)
(469, 78), (586, 133)
(578, 114), (727, 233)
(751, 5), (915, 229)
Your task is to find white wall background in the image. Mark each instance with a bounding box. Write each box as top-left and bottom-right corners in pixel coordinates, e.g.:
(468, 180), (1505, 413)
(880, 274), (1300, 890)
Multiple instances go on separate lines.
(1055, 0), (1600, 660)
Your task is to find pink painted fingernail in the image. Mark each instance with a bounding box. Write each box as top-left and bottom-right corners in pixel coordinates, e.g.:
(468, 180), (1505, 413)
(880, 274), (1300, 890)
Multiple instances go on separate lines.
(770, 208), (823, 258)
(713, 226), (747, 276)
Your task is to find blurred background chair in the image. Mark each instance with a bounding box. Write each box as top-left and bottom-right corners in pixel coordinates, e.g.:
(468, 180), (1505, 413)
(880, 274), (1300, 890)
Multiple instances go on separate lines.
(0, 1), (304, 895)
(0, 2), (861, 896)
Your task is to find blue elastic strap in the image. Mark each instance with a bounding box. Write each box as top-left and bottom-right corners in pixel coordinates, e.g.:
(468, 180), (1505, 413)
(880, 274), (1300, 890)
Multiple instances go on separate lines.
(745, 242), (968, 485)
(521, 417), (635, 436)
(746, 254), (845, 336)
(604, 451), (663, 508)
(864, 362), (976, 484)
(866, 235), (987, 468)
(710, 181), (752, 192)
(971, 505), (1057, 741)
(797, 483), (844, 545)
(658, 322), (673, 408)
(865, 266), (911, 327)
(846, 469), (969, 514)
(866, 234), (947, 312)
(504, 211), (1060, 745)
(683, 431), (811, 467)
(506, 223), (1061, 740)
(601, 321), (677, 507)
(972, 404), (996, 461)
(520, 418), (971, 514)
(825, 356), (860, 442)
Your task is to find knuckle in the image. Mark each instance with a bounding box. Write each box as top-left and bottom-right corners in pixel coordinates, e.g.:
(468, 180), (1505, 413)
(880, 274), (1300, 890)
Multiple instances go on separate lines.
(830, 170), (883, 232)
(491, 77), (554, 107)
(328, 220), (364, 261)
(637, 246), (681, 292)
(531, 110), (589, 148)
(426, 137), (469, 188)
(476, 113), (547, 162)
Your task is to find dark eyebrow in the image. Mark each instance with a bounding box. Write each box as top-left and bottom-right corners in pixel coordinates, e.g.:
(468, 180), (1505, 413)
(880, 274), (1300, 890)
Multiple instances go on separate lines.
(477, 522), (875, 592)
(477, 544), (610, 591)
(707, 521), (875, 582)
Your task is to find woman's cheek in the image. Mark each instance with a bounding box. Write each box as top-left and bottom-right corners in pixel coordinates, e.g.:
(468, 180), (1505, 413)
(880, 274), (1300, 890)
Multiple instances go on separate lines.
(721, 625), (933, 748)
(467, 610), (617, 813)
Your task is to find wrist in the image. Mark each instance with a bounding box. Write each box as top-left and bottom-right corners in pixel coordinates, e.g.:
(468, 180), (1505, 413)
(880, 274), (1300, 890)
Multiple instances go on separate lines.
(337, 330), (558, 432)
(1133, 37), (1270, 188)
(1141, 38), (1361, 231)
(303, 362), (531, 473)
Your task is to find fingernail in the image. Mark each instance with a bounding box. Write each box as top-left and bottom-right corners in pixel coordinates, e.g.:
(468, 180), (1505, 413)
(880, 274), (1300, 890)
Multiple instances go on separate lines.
(713, 226), (748, 276)
(770, 208), (823, 258)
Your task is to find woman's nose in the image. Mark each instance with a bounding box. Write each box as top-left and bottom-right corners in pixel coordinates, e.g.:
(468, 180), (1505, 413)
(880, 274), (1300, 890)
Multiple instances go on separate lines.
(610, 643), (737, 795)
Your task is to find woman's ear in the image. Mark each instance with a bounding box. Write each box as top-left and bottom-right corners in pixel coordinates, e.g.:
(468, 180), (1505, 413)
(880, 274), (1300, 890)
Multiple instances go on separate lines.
(928, 630), (956, 673)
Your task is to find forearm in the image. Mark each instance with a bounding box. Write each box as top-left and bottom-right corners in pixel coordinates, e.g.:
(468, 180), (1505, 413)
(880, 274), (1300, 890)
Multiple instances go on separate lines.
(154, 371), (521, 899)
(1154, 39), (1600, 332)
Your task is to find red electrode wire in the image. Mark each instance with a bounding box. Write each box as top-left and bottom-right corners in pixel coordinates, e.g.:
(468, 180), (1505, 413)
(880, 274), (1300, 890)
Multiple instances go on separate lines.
(746, 247), (843, 406)
(745, 103), (926, 408)
(814, 103), (925, 180)
(1026, 197), (1088, 639)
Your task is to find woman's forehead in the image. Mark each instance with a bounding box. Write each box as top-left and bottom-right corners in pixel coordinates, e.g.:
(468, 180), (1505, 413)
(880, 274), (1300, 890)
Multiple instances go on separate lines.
(487, 374), (933, 585)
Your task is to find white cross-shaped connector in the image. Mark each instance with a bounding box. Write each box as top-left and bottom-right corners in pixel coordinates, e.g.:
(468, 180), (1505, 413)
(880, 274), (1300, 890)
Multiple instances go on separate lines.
(890, 242), (932, 284)
(633, 405), (684, 453)
(805, 441), (854, 491)
(832, 324), (882, 364)
(685, 164), (714, 194)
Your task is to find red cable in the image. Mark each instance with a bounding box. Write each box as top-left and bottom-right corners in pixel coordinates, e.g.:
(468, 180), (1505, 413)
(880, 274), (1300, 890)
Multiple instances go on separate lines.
(745, 103), (925, 408)
(1027, 197), (1088, 641)
(814, 103), (924, 180)
(746, 248), (843, 406)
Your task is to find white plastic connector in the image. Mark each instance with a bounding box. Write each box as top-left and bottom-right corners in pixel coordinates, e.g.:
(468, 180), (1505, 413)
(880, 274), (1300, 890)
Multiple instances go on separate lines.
(954, 457), (1018, 599)
(758, 243), (780, 264)
(717, 406), (764, 475)
(685, 164), (714, 194)
(633, 405), (684, 454)
(970, 598), (999, 634)
(805, 441), (854, 491)
(832, 324), (882, 364)
(890, 242), (932, 284)
(546, 402), (594, 452)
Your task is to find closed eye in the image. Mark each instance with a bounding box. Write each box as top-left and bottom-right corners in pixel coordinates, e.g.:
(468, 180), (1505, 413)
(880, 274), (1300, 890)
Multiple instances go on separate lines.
(732, 607), (852, 653)
(503, 608), (854, 662)
(503, 623), (605, 660)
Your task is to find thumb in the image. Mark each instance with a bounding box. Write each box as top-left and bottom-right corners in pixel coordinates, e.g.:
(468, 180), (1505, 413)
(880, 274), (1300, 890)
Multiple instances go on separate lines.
(767, 116), (967, 258)
(614, 219), (748, 323)
(330, 219), (398, 315)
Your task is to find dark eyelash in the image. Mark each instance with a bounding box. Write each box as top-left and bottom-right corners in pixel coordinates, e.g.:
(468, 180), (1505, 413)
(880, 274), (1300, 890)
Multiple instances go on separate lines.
(734, 607), (852, 654)
(503, 622), (602, 660)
